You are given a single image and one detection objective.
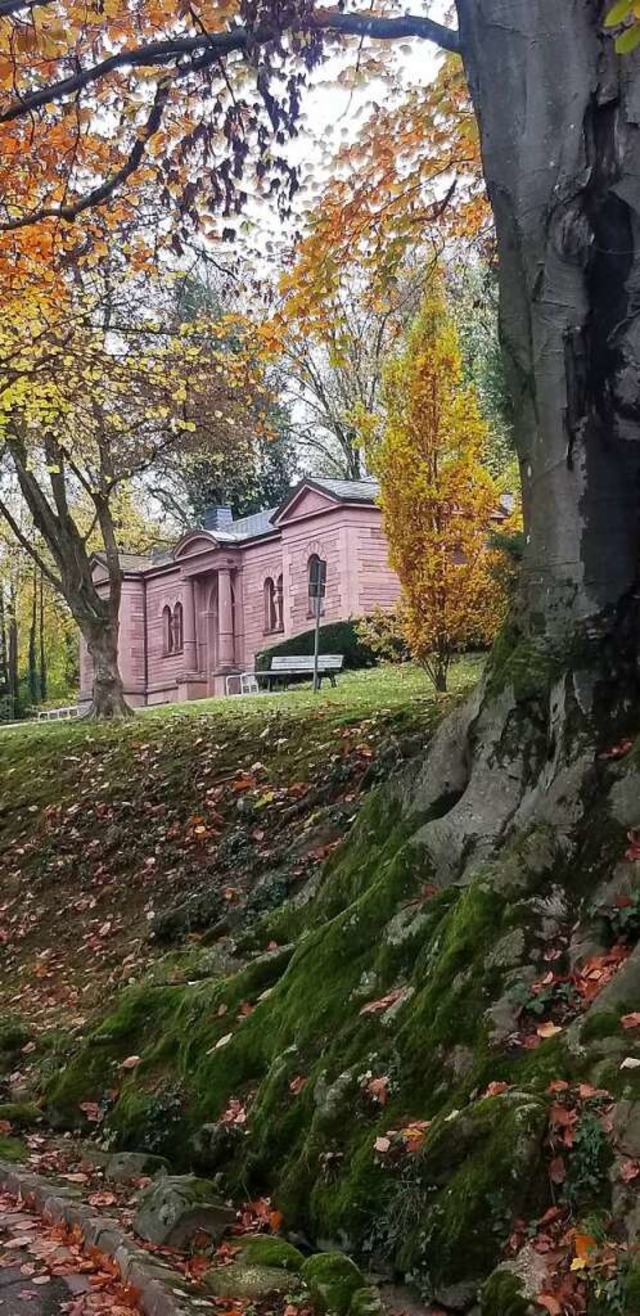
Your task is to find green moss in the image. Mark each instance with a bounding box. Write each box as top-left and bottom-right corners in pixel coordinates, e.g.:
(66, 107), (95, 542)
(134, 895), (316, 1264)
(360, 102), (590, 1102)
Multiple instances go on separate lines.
(402, 1095), (547, 1295)
(0, 1136), (27, 1162)
(624, 1264), (640, 1314)
(237, 1236), (305, 1272)
(0, 1016), (32, 1054)
(301, 1253), (365, 1315)
(0, 1102), (42, 1129)
(480, 1269), (529, 1315)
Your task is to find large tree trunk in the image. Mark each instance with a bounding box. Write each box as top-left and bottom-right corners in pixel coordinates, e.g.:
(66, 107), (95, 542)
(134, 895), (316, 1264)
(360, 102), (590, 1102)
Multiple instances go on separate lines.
(458, 0), (640, 686)
(83, 612), (131, 719)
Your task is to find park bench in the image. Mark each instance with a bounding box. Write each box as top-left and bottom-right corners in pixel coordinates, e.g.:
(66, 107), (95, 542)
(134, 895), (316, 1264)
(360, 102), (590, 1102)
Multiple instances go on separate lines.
(258, 654), (344, 690)
(225, 654), (344, 695)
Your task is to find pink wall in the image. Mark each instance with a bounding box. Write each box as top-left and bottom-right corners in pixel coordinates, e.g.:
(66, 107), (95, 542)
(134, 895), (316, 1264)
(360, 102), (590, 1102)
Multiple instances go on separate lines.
(79, 490), (401, 706)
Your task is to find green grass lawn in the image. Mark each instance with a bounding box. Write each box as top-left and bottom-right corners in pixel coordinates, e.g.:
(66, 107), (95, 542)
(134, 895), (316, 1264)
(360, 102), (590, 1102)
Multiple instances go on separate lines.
(0, 655), (485, 745)
(141, 653), (485, 722)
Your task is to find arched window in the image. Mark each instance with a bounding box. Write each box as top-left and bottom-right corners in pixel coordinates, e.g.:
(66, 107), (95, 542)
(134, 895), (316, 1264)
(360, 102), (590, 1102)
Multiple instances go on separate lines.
(162, 604), (174, 656)
(172, 601), (184, 653)
(275, 574), (284, 632)
(263, 577), (277, 633)
(307, 554), (326, 618)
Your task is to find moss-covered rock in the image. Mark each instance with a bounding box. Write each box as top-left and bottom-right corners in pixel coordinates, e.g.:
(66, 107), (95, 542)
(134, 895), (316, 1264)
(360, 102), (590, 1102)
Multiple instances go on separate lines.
(348, 1287), (384, 1316)
(301, 1253), (365, 1316)
(480, 1269), (530, 1315)
(205, 1263), (300, 1299)
(133, 1174), (235, 1246)
(236, 1235), (305, 1272)
(104, 1151), (169, 1182)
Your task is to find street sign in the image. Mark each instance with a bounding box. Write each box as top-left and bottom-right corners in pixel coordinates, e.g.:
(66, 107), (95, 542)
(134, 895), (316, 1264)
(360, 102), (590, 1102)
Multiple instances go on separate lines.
(309, 557), (327, 599)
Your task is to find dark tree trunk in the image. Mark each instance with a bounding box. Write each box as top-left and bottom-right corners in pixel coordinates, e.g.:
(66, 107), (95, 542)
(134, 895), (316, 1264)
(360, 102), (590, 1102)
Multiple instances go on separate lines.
(458, 0), (640, 707)
(0, 587), (7, 696)
(7, 585), (18, 716)
(84, 614), (129, 719)
(28, 566), (38, 705)
(39, 571), (47, 702)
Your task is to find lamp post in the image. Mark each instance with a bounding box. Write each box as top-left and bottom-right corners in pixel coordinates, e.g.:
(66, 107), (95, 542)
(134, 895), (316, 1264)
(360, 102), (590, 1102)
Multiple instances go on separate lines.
(310, 558), (327, 693)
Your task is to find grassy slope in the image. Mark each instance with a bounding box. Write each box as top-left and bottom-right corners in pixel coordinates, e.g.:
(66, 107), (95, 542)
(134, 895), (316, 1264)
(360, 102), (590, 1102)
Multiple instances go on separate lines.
(0, 662), (480, 1031)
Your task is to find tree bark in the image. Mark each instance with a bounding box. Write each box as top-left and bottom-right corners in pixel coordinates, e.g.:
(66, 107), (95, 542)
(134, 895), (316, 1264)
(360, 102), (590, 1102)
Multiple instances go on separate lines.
(39, 570), (47, 702)
(28, 565), (38, 705)
(84, 614), (130, 718)
(457, 0), (640, 692)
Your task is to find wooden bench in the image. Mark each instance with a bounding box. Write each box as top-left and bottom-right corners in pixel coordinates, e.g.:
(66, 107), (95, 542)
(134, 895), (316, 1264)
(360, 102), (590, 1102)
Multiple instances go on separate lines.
(258, 654), (344, 691)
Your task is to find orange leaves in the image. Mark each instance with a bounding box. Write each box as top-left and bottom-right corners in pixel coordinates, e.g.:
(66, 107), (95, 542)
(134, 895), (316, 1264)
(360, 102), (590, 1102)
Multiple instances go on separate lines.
(372, 274), (507, 686)
(359, 987), (407, 1016)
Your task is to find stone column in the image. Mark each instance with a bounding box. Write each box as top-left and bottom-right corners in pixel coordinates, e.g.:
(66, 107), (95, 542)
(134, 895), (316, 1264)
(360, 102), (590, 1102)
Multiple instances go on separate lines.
(217, 568), (235, 668)
(182, 578), (198, 673)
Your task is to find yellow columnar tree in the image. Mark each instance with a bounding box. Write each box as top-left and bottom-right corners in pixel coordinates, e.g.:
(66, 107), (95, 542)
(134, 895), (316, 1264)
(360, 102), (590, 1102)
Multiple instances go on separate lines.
(371, 278), (507, 692)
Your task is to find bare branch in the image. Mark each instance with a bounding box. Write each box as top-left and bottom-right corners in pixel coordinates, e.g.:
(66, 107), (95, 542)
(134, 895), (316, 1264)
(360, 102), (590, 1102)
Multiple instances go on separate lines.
(0, 10), (458, 127)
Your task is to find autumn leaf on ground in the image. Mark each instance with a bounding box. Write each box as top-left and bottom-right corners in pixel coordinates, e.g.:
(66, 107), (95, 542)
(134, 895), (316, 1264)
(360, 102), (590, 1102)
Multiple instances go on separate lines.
(620, 1159), (640, 1182)
(359, 987), (406, 1016)
(289, 1075), (307, 1095)
(621, 1011), (640, 1028)
(364, 1075), (390, 1105)
(537, 1021), (562, 1038)
(598, 739), (633, 760)
(373, 1136), (391, 1154)
(625, 830), (640, 861)
(120, 1055), (142, 1069)
(480, 1081), (510, 1098)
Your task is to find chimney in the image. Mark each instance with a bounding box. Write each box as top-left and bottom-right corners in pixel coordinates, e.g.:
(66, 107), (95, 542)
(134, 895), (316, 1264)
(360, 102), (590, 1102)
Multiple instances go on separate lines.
(202, 505), (233, 531)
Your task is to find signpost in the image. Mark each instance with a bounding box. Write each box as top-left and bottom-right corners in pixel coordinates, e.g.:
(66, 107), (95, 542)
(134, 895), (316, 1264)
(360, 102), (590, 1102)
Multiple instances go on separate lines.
(309, 557), (327, 692)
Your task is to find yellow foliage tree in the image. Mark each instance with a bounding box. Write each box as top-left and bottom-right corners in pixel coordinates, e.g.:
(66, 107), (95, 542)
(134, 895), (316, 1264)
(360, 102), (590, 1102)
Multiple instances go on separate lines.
(370, 277), (507, 692)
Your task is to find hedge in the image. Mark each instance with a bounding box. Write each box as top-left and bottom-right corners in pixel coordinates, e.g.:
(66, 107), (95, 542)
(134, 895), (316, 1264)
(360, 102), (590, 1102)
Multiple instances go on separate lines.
(257, 619), (377, 672)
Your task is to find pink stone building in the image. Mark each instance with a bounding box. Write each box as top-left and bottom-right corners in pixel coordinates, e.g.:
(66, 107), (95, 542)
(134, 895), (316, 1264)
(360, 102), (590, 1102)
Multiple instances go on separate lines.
(80, 477), (401, 707)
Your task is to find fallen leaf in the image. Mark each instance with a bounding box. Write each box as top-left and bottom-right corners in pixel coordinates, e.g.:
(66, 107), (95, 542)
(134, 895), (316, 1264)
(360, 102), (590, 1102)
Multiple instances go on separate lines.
(537, 1295), (562, 1315)
(481, 1081), (510, 1098)
(120, 1055), (141, 1070)
(620, 1157), (640, 1184)
(537, 1022), (562, 1038)
(359, 987), (406, 1016)
(374, 1136), (391, 1154)
(621, 1012), (640, 1029)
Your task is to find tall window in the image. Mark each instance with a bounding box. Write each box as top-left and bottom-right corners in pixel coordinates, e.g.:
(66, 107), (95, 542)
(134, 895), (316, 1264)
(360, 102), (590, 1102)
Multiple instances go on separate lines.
(172, 601), (184, 653)
(308, 554), (326, 617)
(162, 605), (173, 655)
(264, 577), (277, 633)
(275, 574), (284, 632)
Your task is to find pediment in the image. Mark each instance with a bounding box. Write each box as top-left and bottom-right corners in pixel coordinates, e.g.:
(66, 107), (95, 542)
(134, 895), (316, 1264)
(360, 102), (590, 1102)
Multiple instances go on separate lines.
(272, 482), (340, 527)
(173, 530), (220, 561)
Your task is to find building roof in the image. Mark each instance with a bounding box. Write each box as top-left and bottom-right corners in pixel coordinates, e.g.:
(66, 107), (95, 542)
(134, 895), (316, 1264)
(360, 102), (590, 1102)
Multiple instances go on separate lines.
(309, 477), (380, 503)
(91, 478), (381, 576)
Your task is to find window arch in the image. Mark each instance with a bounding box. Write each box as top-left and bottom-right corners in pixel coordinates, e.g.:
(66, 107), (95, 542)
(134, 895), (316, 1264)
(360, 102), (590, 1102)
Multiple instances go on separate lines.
(162, 604), (174, 655)
(275, 574), (284, 632)
(263, 577), (277, 634)
(172, 601), (184, 653)
(307, 554), (326, 618)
